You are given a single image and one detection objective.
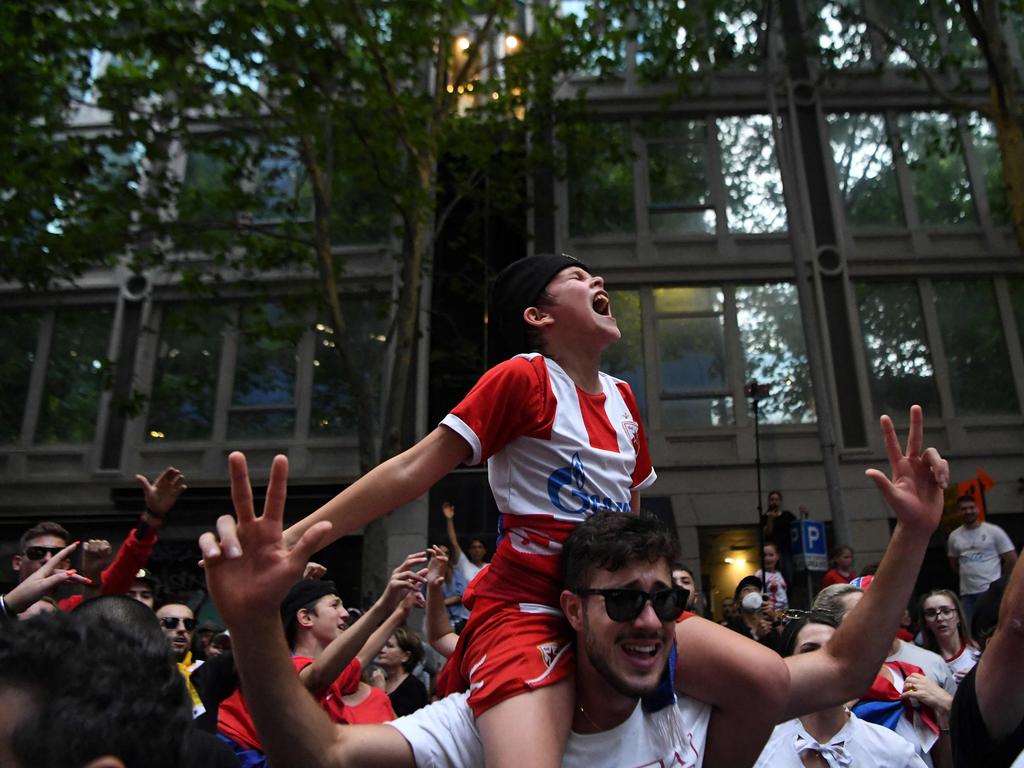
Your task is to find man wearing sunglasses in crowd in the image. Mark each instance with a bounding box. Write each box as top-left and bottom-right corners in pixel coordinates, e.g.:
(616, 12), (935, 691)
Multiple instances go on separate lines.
(199, 406), (950, 767)
(8, 467), (186, 614)
(156, 602), (208, 719)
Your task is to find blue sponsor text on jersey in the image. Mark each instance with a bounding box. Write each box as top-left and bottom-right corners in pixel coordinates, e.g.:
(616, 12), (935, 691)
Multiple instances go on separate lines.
(547, 452), (631, 515)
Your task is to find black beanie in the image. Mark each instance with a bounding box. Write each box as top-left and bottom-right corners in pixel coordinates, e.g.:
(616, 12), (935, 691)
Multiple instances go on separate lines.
(492, 253), (589, 353)
(280, 579), (339, 631)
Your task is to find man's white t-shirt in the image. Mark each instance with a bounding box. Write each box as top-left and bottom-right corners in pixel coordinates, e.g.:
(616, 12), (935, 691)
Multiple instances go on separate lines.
(947, 522), (1015, 595)
(755, 713), (926, 767)
(453, 554), (482, 585)
(389, 690), (711, 768)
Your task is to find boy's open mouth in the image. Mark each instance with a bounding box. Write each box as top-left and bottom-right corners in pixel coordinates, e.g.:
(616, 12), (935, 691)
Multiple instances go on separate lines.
(592, 292), (611, 316)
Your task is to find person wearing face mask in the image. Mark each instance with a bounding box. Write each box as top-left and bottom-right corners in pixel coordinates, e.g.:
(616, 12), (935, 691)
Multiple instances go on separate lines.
(726, 575), (783, 652)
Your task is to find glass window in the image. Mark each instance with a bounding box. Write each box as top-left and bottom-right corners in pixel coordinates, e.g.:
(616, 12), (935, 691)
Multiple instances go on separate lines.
(310, 299), (389, 437)
(855, 282), (939, 416)
(567, 122), (635, 237)
(735, 284), (815, 424)
(967, 114), (1010, 225)
(180, 144), (234, 221)
(146, 304), (228, 442)
(0, 312), (41, 443)
(601, 290), (646, 418)
(932, 280), (1017, 415)
(256, 145), (310, 220)
(1010, 279), (1024, 346)
(654, 287), (733, 427)
(897, 113), (976, 226)
(35, 307), (113, 444)
(228, 303), (304, 439)
(644, 120), (714, 234)
(827, 113), (903, 227)
(815, 1), (871, 68)
(717, 116), (787, 233)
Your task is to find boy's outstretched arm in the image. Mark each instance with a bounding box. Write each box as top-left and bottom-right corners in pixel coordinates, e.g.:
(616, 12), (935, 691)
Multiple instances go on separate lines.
(285, 426), (471, 548)
(781, 405), (949, 719)
(200, 453), (415, 768)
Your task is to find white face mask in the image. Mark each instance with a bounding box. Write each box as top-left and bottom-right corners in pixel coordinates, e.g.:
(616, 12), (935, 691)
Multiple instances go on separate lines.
(741, 591), (764, 612)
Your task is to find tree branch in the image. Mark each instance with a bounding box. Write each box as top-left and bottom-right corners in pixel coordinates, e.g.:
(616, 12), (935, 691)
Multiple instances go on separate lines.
(838, 7), (981, 115)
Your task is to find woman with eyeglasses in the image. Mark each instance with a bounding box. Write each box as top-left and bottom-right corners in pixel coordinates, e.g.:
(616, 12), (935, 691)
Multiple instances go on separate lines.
(917, 589), (980, 687)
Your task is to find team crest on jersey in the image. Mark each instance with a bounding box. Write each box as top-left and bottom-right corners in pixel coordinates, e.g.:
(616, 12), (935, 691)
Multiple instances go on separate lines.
(622, 416), (639, 451)
(537, 641), (564, 668)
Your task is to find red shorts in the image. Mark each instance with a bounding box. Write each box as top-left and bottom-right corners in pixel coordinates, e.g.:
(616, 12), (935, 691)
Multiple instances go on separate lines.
(436, 596), (575, 718)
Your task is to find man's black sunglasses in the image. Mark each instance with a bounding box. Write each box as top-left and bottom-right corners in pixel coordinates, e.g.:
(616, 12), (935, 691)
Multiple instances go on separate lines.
(24, 545), (66, 561)
(159, 616), (197, 632)
(576, 586), (689, 622)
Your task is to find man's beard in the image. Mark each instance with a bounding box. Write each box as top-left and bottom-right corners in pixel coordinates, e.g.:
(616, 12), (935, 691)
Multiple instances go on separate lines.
(582, 614), (666, 699)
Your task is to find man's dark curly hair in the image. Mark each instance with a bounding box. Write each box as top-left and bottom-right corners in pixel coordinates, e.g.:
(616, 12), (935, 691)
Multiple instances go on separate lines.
(0, 608), (190, 767)
(561, 511), (680, 593)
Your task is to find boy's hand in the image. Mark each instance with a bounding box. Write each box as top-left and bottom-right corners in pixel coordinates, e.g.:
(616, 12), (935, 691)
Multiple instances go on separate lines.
(380, 551), (428, 612)
(199, 453), (333, 628)
(441, 502), (455, 520)
(865, 405), (949, 536)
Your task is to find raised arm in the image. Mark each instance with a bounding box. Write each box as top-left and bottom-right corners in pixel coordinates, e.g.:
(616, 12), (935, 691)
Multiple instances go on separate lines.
(199, 453), (416, 768)
(301, 553), (427, 694)
(425, 545), (458, 657)
(781, 405), (948, 719)
(3, 542), (90, 616)
(974, 551), (1024, 740)
(284, 426), (471, 549)
(442, 502), (465, 564)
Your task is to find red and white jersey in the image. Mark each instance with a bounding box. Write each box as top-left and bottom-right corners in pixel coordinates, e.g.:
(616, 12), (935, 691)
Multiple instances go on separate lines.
(442, 354), (655, 525)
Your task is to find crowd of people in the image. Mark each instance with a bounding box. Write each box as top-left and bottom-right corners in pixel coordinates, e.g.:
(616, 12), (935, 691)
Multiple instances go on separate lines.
(2, 254), (1023, 767)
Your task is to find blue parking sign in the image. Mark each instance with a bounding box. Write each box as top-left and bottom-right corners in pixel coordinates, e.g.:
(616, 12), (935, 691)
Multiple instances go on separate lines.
(790, 520), (828, 572)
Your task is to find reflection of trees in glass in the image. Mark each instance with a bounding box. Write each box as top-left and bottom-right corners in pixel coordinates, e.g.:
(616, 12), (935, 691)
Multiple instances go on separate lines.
(662, 397), (734, 428)
(1010, 280), (1024, 345)
(146, 304), (228, 441)
(35, 307), (113, 444)
(814, 1), (871, 68)
(311, 298), (389, 437)
(968, 114), (1010, 225)
(180, 141), (391, 244)
(933, 280), (1017, 415)
(601, 290), (646, 417)
(568, 122), (635, 237)
(228, 302), (305, 438)
(658, 317), (726, 391)
(897, 113), (976, 225)
(645, 120), (714, 234)
(736, 284), (815, 424)
(0, 312), (41, 443)
(855, 282), (939, 416)
(717, 116), (787, 233)
(827, 112), (903, 226)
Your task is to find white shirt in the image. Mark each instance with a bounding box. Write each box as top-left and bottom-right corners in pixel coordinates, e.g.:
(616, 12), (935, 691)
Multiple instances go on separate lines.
(945, 644), (981, 687)
(947, 522), (1014, 595)
(389, 690), (711, 767)
(755, 713), (927, 768)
